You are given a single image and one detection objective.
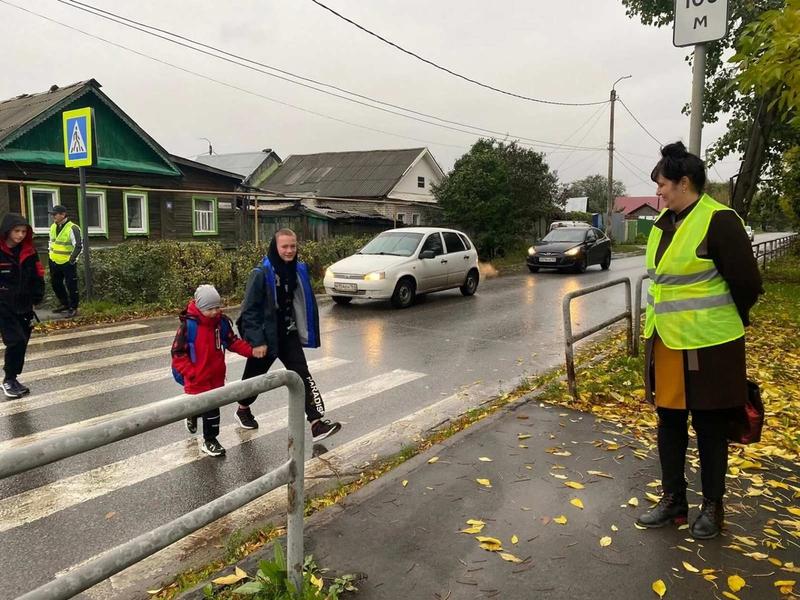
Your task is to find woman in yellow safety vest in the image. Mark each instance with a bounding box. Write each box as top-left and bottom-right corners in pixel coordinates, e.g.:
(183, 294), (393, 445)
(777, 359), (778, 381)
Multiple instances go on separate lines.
(635, 142), (762, 539)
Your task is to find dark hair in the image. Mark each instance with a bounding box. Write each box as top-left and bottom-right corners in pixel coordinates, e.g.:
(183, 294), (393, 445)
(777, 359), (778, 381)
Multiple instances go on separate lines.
(650, 141), (706, 193)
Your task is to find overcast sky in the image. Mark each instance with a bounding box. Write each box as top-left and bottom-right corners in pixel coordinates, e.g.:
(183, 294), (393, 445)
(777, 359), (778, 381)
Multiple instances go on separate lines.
(1, 0), (743, 196)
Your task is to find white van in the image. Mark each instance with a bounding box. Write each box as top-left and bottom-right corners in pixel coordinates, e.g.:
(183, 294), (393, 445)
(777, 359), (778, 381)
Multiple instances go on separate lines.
(549, 220), (591, 232)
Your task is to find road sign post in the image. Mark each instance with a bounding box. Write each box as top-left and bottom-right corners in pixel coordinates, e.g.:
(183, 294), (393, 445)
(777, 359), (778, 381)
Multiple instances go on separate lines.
(673, 0), (729, 155)
(62, 107), (95, 300)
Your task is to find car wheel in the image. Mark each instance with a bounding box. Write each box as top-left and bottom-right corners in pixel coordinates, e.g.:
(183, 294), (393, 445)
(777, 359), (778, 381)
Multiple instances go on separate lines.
(460, 269), (480, 296)
(528, 266), (539, 273)
(574, 257), (587, 273)
(391, 277), (416, 309)
(331, 296), (353, 305)
(601, 252), (611, 270)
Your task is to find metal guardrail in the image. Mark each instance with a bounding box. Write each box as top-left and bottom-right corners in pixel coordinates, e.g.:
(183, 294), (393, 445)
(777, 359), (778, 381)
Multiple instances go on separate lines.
(752, 233), (798, 268)
(562, 277), (632, 401)
(0, 371), (307, 600)
(632, 273), (651, 356)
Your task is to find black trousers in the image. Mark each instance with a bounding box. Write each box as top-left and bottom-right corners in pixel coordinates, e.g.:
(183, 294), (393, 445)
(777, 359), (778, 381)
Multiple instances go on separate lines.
(49, 260), (79, 310)
(0, 312), (33, 380)
(201, 408), (220, 441)
(657, 407), (731, 501)
(240, 331), (325, 423)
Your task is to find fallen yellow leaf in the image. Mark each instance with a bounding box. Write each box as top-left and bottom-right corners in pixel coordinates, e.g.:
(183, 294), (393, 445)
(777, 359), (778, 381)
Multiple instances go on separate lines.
(728, 574), (746, 592)
(682, 561), (699, 573)
(511, 535), (519, 544)
(628, 497), (639, 507)
(587, 470), (614, 479)
(553, 515), (568, 525)
(774, 580), (796, 587)
(611, 525), (619, 532)
(518, 434), (531, 440)
(570, 498), (585, 510)
(565, 481), (585, 490)
(600, 536), (612, 547)
(427, 456), (439, 464)
(402, 480), (408, 487)
(722, 592), (740, 600)
(476, 478), (492, 488)
(480, 542), (502, 551)
(476, 536), (502, 545)
(212, 566), (248, 586)
(466, 519), (485, 526)
(479, 457), (493, 462)
(652, 579), (666, 598)
(461, 526), (484, 534)
(310, 573), (324, 590)
(788, 507), (800, 517)
(499, 552), (523, 563)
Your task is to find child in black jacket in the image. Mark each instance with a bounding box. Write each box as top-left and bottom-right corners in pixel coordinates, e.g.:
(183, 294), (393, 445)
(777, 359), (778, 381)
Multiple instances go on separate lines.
(0, 213), (45, 398)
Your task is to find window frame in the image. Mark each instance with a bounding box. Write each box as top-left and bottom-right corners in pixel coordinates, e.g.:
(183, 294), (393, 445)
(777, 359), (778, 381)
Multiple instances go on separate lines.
(417, 176), (425, 189)
(192, 195), (219, 236)
(27, 185), (60, 235)
(123, 190), (149, 237)
(396, 212), (406, 224)
(411, 213), (420, 226)
(82, 188), (109, 237)
(442, 231), (467, 254)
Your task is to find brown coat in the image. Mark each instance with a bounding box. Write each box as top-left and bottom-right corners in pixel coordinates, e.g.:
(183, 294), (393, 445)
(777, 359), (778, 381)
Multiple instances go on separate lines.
(644, 201), (763, 410)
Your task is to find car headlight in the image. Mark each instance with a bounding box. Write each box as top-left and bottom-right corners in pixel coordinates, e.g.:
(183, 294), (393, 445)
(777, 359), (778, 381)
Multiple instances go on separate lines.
(325, 267), (333, 278)
(364, 271), (385, 282)
(565, 246), (582, 256)
(528, 246), (536, 256)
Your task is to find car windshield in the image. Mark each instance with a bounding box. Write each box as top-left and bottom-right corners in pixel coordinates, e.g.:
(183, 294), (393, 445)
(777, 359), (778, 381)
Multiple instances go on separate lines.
(359, 232), (424, 256)
(542, 229), (587, 243)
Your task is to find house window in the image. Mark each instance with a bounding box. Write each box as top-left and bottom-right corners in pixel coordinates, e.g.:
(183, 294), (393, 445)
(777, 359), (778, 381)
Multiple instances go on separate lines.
(411, 213), (420, 226)
(396, 213), (406, 224)
(84, 189), (108, 236)
(27, 186), (59, 234)
(193, 196), (218, 235)
(123, 191), (149, 236)
(417, 176), (425, 188)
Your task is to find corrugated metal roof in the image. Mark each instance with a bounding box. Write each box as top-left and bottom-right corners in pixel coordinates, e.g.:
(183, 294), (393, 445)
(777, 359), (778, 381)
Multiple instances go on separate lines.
(265, 148), (426, 198)
(192, 152), (274, 178)
(0, 80), (93, 147)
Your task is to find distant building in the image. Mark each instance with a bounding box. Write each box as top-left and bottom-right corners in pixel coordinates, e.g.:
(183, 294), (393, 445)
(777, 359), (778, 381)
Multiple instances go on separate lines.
(564, 196), (589, 213)
(0, 79), (245, 249)
(614, 196), (662, 220)
(193, 149), (282, 189)
(262, 147), (444, 227)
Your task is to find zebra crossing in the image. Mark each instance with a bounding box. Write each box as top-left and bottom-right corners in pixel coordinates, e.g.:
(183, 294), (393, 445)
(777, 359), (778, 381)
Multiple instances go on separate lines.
(0, 319), (428, 596)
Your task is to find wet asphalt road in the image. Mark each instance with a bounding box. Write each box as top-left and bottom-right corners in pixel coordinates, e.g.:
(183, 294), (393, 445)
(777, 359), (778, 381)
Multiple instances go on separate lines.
(0, 233), (786, 599)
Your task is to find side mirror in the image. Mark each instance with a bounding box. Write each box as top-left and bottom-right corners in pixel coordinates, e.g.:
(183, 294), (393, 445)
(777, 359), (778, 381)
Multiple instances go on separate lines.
(420, 250), (435, 259)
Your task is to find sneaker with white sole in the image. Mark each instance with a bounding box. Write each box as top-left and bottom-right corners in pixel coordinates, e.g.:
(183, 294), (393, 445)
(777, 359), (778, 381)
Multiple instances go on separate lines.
(185, 416), (198, 435)
(236, 408), (259, 430)
(201, 438), (226, 457)
(2, 379), (26, 399)
(311, 419), (342, 442)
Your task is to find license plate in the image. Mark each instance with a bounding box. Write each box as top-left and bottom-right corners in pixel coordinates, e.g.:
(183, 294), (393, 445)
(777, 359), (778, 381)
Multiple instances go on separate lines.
(539, 257), (557, 263)
(334, 282), (358, 292)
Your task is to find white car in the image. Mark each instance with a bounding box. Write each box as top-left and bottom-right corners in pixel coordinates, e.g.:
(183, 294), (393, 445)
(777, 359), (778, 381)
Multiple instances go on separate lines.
(323, 227), (480, 308)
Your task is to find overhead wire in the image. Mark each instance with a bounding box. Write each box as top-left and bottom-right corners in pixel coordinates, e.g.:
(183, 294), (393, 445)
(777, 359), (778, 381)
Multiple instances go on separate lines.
(617, 98), (663, 147)
(614, 151), (653, 187)
(554, 103), (609, 172)
(0, 0), (467, 150)
(57, 0), (605, 152)
(308, 0), (608, 107)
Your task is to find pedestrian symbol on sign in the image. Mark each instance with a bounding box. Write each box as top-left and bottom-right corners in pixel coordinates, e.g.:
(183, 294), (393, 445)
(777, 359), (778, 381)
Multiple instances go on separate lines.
(69, 121), (87, 156)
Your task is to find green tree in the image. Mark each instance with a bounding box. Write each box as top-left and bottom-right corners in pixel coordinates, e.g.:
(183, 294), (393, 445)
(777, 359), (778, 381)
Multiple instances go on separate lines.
(433, 139), (559, 257)
(562, 174), (627, 214)
(621, 0), (800, 219)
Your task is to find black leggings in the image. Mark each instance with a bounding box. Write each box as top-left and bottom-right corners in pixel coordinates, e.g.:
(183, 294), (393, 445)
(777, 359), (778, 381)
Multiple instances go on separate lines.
(657, 407), (731, 501)
(1, 312), (33, 380)
(239, 331), (325, 423)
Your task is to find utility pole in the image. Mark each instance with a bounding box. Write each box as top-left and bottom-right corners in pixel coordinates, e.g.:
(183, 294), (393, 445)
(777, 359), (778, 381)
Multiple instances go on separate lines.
(688, 44), (706, 155)
(606, 75), (631, 237)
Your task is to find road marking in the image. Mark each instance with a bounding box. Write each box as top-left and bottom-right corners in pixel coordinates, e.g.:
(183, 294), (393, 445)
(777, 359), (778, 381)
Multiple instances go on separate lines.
(20, 346), (170, 382)
(0, 368), (424, 533)
(25, 331), (175, 362)
(0, 323), (150, 349)
(0, 357), (351, 450)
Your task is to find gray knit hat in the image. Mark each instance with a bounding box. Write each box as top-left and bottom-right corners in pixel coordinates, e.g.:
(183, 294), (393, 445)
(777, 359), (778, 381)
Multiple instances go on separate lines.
(194, 284), (221, 311)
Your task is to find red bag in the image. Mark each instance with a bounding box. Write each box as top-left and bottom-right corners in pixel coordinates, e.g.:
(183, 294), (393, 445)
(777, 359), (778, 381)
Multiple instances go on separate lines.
(727, 380), (764, 444)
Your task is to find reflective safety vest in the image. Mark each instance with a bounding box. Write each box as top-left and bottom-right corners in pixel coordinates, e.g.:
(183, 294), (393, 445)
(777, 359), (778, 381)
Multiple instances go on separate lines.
(49, 220), (77, 265)
(644, 194), (744, 350)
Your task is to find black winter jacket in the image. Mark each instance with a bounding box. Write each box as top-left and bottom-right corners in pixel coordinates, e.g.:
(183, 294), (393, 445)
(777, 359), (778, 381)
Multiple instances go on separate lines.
(0, 213), (45, 316)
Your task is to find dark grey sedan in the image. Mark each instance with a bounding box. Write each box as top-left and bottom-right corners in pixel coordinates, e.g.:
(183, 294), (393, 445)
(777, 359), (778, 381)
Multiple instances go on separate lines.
(526, 227), (612, 273)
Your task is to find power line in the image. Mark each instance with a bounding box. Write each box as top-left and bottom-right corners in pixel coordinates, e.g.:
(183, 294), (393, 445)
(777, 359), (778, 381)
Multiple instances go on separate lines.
(309, 0), (608, 107)
(614, 151), (653, 187)
(58, 0), (604, 153)
(0, 0), (467, 150)
(555, 103), (609, 172)
(617, 98), (663, 147)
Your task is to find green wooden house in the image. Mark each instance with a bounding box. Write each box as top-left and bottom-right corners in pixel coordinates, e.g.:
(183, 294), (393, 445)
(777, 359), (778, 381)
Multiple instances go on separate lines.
(0, 79), (245, 249)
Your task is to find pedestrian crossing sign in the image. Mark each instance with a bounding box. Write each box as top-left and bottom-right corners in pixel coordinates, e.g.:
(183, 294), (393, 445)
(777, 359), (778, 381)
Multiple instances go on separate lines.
(62, 107), (94, 168)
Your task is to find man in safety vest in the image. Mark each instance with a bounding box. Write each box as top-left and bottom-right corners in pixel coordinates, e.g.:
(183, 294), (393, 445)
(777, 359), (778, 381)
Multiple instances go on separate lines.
(48, 205), (82, 318)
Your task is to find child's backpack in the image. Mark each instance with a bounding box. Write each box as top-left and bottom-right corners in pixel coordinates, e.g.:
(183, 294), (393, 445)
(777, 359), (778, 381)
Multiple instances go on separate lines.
(172, 317), (232, 385)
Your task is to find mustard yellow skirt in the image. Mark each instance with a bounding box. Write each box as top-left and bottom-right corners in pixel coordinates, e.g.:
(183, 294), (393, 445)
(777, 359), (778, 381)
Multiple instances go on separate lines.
(653, 337), (687, 410)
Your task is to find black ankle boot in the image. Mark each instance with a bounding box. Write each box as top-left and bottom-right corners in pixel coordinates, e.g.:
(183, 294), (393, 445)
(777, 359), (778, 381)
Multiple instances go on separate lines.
(690, 499), (724, 539)
(636, 492), (688, 528)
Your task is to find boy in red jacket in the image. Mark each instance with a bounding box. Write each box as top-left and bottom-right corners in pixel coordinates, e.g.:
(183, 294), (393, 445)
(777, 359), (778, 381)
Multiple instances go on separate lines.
(171, 285), (253, 457)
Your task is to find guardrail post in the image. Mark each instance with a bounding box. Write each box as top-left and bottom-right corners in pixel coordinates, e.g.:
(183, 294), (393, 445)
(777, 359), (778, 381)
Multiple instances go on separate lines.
(562, 294), (578, 401)
(624, 278), (633, 355)
(285, 372), (306, 593)
(633, 274), (650, 356)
